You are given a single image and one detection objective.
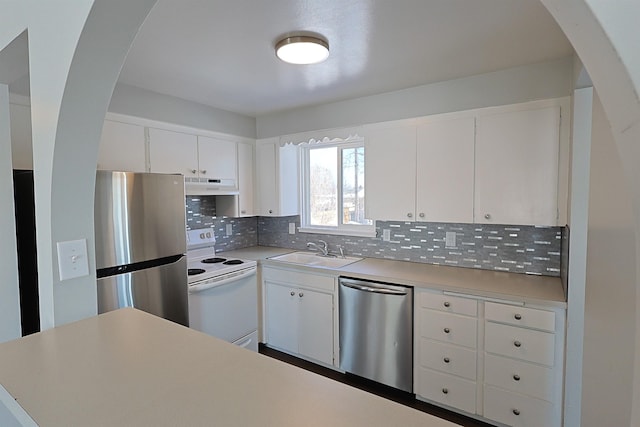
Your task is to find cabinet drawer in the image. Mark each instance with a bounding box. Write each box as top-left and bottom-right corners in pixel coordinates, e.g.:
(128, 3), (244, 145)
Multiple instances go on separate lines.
(484, 385), (557, 427)
(485, 302), (555, 332)
(262, 267), (335, 293)
(418, 292), (477, 316)
(485, 322), (555, 366)
(416, 367), (476, 414)
(419, 310), (477, 348)
(485, 354), (555, 401)
(418, 339), (477, 380)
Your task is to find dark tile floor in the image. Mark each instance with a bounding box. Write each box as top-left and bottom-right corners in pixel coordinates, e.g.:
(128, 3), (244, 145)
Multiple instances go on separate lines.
(259, 344), (493, 427)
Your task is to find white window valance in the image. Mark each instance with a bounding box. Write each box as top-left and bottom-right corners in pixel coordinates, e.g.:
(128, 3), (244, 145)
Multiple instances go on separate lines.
(279, 126), (363, 146)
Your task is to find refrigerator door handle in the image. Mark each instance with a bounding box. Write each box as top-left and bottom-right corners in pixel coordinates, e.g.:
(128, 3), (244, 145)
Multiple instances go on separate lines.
(188, 268), (257, 293)
(340, 280), (407, 295)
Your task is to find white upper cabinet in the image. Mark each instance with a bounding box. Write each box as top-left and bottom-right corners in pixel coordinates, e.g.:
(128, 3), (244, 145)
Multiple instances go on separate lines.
(148, 128), (198, 177)
(237, 142), (255, 216)
(197, 135), (237, 181)
(416, 116), (475, 223)
(364, 122), (417, 221)
(256, 138), (299, 216)
(9, 103), (33, 170)
(364, 100), (565, 226)
(475, 105), (560, 226)
(98, 120), (146, 172)
(365, 117), (475, 223)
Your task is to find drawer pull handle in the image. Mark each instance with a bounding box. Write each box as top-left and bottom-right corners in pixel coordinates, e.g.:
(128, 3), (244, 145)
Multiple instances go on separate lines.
(442, 388), (449, 394)
(443, 301), (450, 308)
(513, 374), (521, 381)
(443, 328), (451, 334)
(513, 409), (521, 416)
(514, 340), (522, 348)
(514, 313), (522, 320)
(443, 357), (450, 364)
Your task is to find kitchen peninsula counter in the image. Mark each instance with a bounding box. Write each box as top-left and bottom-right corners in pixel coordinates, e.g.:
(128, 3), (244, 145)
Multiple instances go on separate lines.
(0, 309), (457, 427)
(223, 246), (566, 307)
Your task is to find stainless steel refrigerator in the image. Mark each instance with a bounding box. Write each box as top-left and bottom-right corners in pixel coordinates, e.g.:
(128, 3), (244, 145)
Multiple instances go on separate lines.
(94, 171), (188, 326)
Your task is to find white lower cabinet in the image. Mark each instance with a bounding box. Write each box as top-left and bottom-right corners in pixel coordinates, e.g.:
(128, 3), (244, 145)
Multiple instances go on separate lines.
(415, 291), (478, 415)
(415, 291), (565, 427)
(416, 367), (477, 414)
(263, 267), (336, 367)
(484, 385), (555, 427)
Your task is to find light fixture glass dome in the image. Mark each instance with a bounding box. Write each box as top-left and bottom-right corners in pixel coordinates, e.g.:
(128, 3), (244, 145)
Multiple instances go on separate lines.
(275, 36), (329, 65)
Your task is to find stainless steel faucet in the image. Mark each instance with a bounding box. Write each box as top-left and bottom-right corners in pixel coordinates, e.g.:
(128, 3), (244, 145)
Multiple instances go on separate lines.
(306, 240), (329, 256)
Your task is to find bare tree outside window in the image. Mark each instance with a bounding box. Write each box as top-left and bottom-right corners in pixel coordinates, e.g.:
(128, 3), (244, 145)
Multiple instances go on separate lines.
(307, 143), (372, 231)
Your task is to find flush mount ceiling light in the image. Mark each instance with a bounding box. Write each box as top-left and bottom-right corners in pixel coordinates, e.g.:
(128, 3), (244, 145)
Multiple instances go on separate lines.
(275, 35), (329, 65)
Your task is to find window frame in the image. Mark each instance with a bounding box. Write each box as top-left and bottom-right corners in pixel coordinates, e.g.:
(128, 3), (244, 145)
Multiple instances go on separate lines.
(299, 138), (375, 237)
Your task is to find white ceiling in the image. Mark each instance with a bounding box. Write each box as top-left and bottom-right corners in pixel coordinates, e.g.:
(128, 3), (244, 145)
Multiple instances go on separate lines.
(5, 1), (574, 118)
(118, 0), (573, 117)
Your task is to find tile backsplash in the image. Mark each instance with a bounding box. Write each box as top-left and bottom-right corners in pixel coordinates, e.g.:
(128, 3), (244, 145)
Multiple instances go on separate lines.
(258, 215), (563, 277)
(186, 196), (258, 252)
(186, 197), (563, 277)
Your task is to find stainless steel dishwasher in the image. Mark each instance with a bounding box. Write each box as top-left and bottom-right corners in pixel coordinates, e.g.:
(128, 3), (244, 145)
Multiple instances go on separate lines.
(339, 277), (413, 392)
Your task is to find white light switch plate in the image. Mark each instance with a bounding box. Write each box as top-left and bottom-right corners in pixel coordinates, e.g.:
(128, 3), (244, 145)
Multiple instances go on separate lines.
(226, 224), (233, 236)
(288, 223), (296, 234)
(56, 239), (89, 281)
(445, 231), (457, 248)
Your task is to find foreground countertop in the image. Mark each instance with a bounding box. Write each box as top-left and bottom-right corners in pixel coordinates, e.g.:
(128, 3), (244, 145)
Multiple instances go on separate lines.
(222, 245), (566, 307)
(0, 309), (458, 427)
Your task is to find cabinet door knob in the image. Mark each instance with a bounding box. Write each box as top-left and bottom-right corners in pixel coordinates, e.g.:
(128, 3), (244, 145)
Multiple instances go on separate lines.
(443, 328), (451, 334)
(484, 213), (491, 220)
(514, 340), (522, 348)
(268, 209), (273, 214)
(241, 210), (246, 214)
(407, 212), (413, 218)
(513, 374), (521, 381)
(419, 212), (425, 218)
(443, 357), (450, 364)
(514, 313), (522, 320)
(191, 169), (197, 174)
(441, 388), (448, 394)
(299, 292), (304, 298)
(290, 291), (295, 296)
(512, 409), (521, 416)
(443, 301), (450, 308)
(200, 169), (207, 175)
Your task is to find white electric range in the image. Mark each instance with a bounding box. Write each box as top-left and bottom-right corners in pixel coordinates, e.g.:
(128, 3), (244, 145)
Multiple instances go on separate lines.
(186, 228), (258, 351)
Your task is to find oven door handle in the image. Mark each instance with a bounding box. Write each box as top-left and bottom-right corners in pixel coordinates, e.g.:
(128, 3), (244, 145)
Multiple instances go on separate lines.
(188, 268), (257, 293)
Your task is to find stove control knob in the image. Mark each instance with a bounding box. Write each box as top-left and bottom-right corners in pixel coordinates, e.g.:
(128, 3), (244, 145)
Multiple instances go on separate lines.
(206, 232), (212, 238)
(200, 233), (205, 239)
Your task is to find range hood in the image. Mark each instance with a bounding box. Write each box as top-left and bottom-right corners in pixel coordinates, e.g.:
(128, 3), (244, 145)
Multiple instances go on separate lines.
(185, 177), (239, 195)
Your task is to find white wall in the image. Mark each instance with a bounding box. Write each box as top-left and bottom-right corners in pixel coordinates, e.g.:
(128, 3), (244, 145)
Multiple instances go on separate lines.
(256, 56), (573, 138)
(0, 83), (21, 342)
(109, 83), (256, 139)
(581, 92), (637, 426)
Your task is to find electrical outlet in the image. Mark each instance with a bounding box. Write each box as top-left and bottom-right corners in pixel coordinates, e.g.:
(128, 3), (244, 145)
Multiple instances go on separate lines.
(226, 223), (233, 236)
(445, 231), (456, 248)
(289, 223), (296, 234)
(383, 229), (391, 241)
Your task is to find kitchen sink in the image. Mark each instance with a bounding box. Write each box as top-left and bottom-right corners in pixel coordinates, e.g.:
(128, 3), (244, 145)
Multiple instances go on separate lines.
(268, 251), (363, 268)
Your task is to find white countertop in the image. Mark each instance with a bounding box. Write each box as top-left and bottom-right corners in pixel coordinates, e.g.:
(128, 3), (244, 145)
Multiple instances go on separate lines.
(0, 309), (459, 427)
(223, 246), (566, 307)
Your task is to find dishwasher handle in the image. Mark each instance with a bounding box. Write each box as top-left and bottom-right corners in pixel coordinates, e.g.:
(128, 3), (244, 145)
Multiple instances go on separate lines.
(340, 279), (408, 295)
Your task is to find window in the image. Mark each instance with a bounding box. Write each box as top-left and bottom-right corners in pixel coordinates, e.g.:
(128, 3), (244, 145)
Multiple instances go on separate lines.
(301, 140), (373, 236)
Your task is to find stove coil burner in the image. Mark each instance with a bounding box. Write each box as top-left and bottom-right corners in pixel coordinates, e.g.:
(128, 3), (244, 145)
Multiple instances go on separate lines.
(223, 259), (244, 265)
(188, 268), (206, 276)
(201, 257), (226, 264)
